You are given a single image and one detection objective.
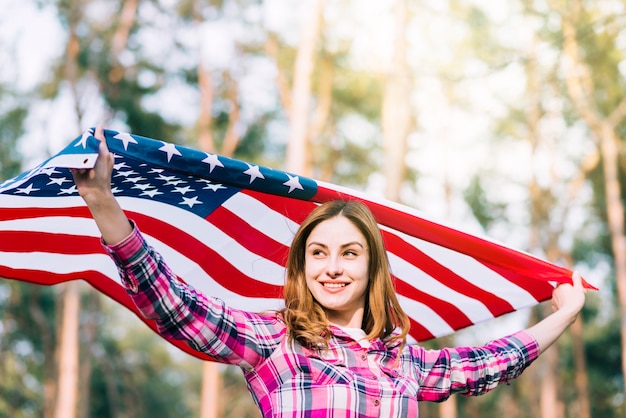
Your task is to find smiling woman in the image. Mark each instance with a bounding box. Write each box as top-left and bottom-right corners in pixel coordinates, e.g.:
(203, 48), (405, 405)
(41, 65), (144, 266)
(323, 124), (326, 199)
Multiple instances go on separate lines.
(282, 200), (409, 350)
(71, 126), (587, 417)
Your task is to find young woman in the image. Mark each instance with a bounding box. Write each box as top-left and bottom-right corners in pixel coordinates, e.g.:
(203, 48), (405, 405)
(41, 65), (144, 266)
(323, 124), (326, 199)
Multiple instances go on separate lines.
(72, 126), (586, 417)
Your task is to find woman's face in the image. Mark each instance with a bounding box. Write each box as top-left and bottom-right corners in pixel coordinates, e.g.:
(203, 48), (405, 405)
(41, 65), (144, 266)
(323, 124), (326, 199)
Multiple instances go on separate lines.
(304, 215), (370, 328)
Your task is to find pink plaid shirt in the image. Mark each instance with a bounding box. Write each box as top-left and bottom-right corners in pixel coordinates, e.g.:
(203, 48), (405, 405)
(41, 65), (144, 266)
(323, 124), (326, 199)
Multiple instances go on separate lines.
(105, 225), (540, 418)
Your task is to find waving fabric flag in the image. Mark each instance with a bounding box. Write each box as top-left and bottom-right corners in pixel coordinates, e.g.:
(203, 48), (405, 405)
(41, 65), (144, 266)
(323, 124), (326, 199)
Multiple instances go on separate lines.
(0, 128), (590, 359)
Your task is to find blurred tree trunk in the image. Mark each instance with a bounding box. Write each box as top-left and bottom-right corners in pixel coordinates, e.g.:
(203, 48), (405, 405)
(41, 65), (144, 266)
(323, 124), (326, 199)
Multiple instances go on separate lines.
(285, 0), (325, 176)
(200, 362), (222, 418)
(570, 315), (590, 418)
(28, 286), (58, 418)
(537, 307), (564, 418)
(197, 54), (215, 153)
(195, 0), (241, 157)
(309, 55), (334, 182)
(63, 4), (84, 128)
(265, 34), (292, 116)
(266, 34), (334, 182)
(77, 290), (99, 418)
(112, 1), (139, 53)
(382, 0), (410, 203)
(109, 0), (140, 83)
(555, 1), (626, 406)
(53, 282), (80, 418)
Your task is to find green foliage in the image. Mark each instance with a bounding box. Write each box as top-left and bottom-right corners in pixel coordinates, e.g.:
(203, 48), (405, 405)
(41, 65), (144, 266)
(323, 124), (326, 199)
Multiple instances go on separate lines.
(0, 98), (27, 180)
(332, 68), (383, 121)
(0, 282), (57, 418)
(87, 332), (195, 418)
(463, 174), (506, 230)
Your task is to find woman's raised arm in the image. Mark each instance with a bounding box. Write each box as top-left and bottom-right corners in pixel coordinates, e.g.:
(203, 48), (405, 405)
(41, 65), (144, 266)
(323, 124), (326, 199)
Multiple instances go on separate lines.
(525, 270), (586, 353)
(70, 125), (133, 245)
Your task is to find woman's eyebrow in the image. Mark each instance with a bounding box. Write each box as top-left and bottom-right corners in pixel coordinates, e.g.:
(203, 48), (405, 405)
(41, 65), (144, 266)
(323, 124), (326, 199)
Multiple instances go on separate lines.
(307, 241), (364, 248)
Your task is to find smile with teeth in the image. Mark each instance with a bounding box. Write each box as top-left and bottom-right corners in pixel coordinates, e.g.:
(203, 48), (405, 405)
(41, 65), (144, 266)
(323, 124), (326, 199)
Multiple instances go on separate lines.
(322, 282), (348, 288)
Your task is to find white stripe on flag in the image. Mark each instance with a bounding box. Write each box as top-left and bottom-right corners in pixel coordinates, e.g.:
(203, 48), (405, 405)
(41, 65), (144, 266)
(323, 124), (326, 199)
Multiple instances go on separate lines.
(0, 251), (120, 280)
(0, 217), (100, 236)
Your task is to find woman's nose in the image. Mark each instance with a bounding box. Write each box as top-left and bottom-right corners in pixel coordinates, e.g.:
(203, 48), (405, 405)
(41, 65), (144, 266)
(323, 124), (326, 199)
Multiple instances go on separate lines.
(326, 258), (343, 277)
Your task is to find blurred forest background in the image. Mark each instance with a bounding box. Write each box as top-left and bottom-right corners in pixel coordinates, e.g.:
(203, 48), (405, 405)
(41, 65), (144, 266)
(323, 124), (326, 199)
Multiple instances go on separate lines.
(0, 0), (625, 417)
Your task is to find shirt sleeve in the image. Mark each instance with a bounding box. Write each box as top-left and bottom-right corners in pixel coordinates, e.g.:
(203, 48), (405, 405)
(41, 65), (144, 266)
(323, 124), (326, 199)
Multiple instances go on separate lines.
(102, 222), (285, 371)
(411, 330), (540, 402)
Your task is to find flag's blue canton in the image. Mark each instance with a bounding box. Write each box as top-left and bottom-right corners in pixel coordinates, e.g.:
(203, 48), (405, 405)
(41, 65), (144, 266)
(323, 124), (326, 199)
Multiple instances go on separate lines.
(100, 129), (318, 201)
(0, 128), (319, 218)
(110, 153), (243, 218)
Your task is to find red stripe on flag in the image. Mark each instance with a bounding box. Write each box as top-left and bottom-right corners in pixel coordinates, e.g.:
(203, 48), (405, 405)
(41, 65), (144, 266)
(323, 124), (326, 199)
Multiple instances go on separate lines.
(0, 206), (92, 221)
(3, 231), (103, 254)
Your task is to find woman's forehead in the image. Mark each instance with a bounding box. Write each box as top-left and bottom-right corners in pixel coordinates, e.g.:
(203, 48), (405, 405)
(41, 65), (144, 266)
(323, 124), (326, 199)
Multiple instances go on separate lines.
(307, 216), (366, 244)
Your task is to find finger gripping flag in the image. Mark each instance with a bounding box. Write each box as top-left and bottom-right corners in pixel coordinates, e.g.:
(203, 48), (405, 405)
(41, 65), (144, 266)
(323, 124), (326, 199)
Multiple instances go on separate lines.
(0, 128), (593, 359)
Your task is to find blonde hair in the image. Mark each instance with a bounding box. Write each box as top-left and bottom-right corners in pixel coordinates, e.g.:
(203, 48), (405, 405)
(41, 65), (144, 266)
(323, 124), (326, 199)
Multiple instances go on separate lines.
(280, 200), (410, 349)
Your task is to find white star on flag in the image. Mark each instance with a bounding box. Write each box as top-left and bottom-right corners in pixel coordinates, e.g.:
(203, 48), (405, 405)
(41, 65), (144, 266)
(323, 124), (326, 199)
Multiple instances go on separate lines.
(142, 189), (163, 198)
(204, 183), (226, 192)
(244, 164), (265, 183)
(16, 184), (40, 195)
(114, 132), (139, 150)
(180, 196), (203, 208)
(58, 185), (78, 195)
(283, 175), (304, 193)
(47, 177), (71, 186)
(203, 154), (224, 173)
(174, 186), (193, 195)
(159, 142), (182, 162)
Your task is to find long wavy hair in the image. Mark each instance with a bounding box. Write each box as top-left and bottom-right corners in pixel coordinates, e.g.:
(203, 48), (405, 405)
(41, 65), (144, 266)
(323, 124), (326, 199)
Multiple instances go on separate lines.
(280, 200), (410, 350)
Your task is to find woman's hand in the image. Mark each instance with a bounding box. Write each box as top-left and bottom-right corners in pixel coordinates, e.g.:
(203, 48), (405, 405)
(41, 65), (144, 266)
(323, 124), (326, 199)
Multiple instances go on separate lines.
(70, 125), (115, 205)
(70, 125), (132, 245)
(525, 270), (587, 353)
(551, 270), (586, 321)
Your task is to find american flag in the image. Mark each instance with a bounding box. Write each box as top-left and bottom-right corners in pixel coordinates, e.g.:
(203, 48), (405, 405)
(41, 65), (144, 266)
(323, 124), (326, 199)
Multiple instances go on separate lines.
(0, 128), (588, 358)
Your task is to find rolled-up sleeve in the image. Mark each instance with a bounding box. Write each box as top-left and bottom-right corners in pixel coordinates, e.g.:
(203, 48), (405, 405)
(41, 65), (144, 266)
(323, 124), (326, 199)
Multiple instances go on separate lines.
(414, 331), (539, 402)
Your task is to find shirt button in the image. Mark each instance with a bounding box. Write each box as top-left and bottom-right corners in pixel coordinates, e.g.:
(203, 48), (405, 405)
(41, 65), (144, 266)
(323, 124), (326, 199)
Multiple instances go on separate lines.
(360, 353), (367, 361)
(374, 400), (380, 406)
(370, 375), (377, 380)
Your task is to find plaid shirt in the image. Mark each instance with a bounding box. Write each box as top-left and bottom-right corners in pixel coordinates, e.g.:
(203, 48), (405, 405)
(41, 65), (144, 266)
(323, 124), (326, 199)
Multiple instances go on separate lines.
(105, 224), (539, 418)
